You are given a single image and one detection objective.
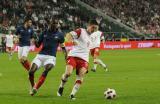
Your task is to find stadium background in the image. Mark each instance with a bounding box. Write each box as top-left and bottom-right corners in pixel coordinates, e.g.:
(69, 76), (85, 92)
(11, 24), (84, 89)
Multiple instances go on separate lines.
(0, 0), (160, 104)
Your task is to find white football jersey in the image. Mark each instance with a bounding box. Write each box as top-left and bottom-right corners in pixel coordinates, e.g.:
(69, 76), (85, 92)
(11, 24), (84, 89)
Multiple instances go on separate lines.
(90, 31), (104, 49)
(6, 35), (14, 47)
(68, 28), (92, 62)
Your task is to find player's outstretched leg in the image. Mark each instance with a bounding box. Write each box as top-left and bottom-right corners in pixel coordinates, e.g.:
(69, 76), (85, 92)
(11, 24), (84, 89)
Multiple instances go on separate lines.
(28, 63), (38, 95)
(32, 64), (53, 96)
(9, 49), (14, 60)
(91, 60), (98, 72)
(69, 68), (87, 100)
(92, 58), (108, 72)
(57, 65), (73, 96)
(9, 52), (13, 60)
(6, 48), (12, 60)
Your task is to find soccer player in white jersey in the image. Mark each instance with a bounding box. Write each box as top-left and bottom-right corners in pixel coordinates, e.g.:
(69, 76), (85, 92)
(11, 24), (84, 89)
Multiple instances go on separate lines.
(57, 20), (98, 100)
(90, 29), (108, 72)
(5, 31), (15, 60)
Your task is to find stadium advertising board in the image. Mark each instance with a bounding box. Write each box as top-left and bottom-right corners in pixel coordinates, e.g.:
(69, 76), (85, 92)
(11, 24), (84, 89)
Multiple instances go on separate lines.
(13, 40), (160, 52)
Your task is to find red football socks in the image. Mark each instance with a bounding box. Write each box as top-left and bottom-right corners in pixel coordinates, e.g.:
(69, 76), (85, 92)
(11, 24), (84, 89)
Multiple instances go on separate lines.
(21, 60), (30, 71)
(34, 75), (46, 89)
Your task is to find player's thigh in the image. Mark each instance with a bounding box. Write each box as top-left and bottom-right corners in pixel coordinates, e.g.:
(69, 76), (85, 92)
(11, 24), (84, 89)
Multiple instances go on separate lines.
(43, 55), (56, 66)
(93, 48), (100, 58)
(32, 55), (42, 69)
(21, 46), (30, 58)
(64, 65), (74, 75)
(78, 67), (88, 77)
(65, 57), (76, 75)
(18, 46), (23, 59)
(30, 63), (38, 73)
(76, 59), (88, 75)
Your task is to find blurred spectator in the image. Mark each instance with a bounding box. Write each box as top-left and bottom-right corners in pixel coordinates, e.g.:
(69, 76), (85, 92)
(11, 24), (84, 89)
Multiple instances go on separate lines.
(81, 0), (160, 34)
(1, 35), (6, 53)
(1, 0), (159, 36)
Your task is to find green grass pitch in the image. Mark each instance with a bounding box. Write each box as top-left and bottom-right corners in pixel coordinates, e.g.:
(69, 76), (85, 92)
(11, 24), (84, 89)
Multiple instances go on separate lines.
(0, 48), (160, 104)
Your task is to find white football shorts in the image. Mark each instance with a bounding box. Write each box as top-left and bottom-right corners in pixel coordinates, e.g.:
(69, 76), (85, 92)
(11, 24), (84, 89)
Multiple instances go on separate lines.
(18, 46), (30, 59)
(32, 54), (56, 68)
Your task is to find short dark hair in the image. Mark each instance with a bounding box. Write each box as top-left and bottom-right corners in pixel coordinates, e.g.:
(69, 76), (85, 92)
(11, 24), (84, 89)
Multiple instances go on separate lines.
(24, 17), (32, 24)
(49, 19), (59, 32)
(88, 19), (98, 25)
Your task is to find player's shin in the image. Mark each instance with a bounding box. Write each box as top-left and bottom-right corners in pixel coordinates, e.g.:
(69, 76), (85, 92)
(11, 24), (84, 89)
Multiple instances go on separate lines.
(59, 74), (69, 88)
(8, 52), (12, 60)
(70, 79), (82, 96)
(29, 64), (38, 88)
(21, 60), (31, 71)
(93, 60), (98, 70)
(34, 68), (51, 90)
(28, 72), (35, 87)
(95, 59), (106, 68)
(34, 75), (46, 90)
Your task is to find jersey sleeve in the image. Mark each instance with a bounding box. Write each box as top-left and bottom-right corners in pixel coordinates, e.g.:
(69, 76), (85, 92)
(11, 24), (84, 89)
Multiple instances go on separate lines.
(69, 28), (81, 39)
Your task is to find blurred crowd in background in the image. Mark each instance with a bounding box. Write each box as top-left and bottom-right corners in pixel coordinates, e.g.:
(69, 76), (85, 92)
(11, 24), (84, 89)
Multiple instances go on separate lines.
(82, 0), (160, 34)
(0, 0), (160, 36)
(0, 0), (95, 34)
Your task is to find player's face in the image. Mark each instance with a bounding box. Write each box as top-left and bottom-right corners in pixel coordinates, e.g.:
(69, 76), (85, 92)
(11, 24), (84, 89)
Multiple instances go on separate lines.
(49, 20), (59, 32)
(87, 25), (98, 34)
(27, 20), (32, 27)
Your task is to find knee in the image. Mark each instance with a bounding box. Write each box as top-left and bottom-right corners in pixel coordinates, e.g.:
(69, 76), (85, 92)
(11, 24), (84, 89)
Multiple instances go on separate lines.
(65, 72), (72, 78)
(75, 76), (83, 84)
(42, 65), (53, 76)
(94, 58), (98, 62)
(45, 64), (53, 70)
(19, 58), (24, 63)
(29, 70), (34, 76)
(61, 73), (71, 82)
(20, 57), (27, 63)
(28, 63), (38, 75)
(64, 66), (73, 77)
(42, 70), (50, 77)
(75, 79), (83, 84)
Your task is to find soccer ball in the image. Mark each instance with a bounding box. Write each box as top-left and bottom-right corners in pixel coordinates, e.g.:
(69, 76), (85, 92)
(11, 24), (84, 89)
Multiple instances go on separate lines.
(104, 88), (116, 99)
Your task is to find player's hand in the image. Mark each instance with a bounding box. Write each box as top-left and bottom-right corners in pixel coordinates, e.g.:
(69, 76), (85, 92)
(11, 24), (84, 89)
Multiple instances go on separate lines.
(60, 44), (68, 61)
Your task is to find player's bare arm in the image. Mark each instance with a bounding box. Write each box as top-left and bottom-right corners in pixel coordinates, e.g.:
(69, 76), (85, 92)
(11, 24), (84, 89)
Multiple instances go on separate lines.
(60, 43), (67, 60)
(65, 33), (78, 45)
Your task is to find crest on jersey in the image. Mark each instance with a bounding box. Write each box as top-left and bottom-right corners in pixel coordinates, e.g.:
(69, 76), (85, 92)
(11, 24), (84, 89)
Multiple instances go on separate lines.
(20, 29), (24, 32)
(28, 29), (31, 33)
(54, 36), (59, 40)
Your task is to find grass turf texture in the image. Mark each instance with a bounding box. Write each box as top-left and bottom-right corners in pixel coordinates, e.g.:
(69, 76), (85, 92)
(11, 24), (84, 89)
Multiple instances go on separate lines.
(0, 48), (160, 104)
